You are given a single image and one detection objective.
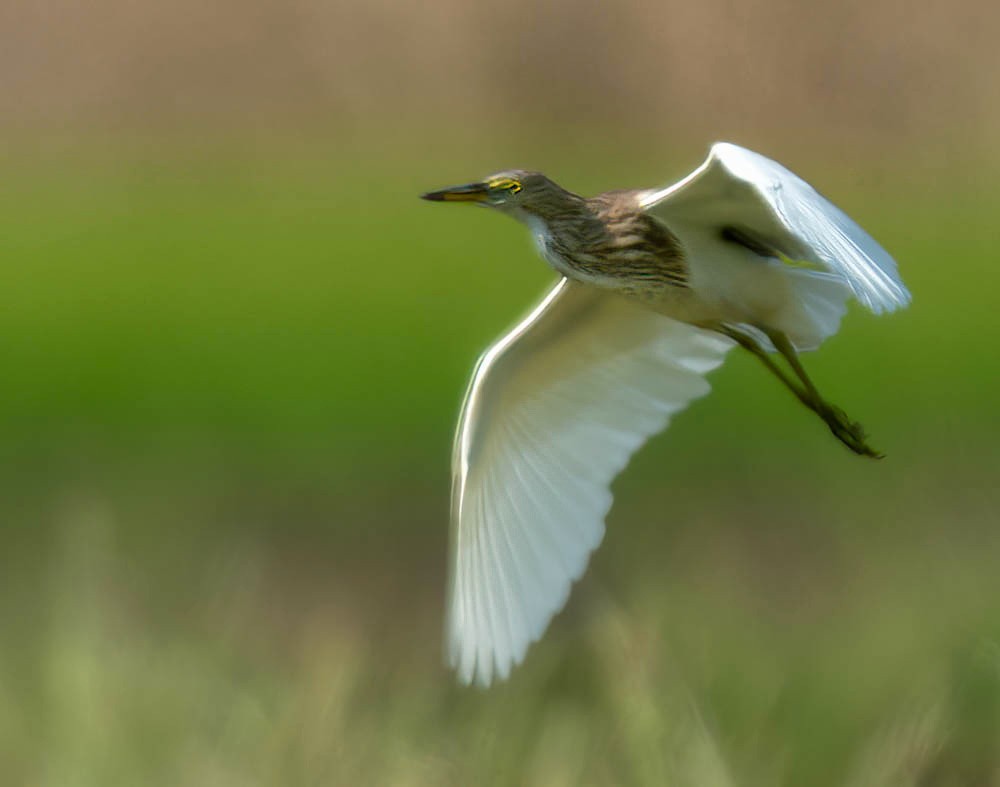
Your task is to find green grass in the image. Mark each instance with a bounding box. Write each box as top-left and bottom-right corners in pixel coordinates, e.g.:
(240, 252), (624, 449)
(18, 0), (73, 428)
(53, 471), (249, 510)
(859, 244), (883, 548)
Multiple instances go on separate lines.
(4, 471), (999, 786)
(0, 143), (999, 784)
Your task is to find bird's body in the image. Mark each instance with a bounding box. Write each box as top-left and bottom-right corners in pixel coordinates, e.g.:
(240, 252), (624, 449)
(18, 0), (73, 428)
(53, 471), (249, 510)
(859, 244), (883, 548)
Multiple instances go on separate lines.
(525, 189), (690, 299)
(422, 143), (910, 687)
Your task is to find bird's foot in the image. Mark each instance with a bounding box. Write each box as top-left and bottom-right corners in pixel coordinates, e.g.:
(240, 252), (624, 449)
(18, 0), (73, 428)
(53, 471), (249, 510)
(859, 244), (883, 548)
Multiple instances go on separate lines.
(821, 404), (883, 459)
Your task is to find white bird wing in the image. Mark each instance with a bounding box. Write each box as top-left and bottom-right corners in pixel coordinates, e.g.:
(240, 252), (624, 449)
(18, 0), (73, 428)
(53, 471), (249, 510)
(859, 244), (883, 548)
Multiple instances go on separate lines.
(641, 142), (911, 313)
(449, 277), (734, 686)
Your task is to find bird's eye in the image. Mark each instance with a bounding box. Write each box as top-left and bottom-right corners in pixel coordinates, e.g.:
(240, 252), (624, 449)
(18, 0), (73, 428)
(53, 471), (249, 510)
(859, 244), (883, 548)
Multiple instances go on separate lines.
(489, 178), (522, 195)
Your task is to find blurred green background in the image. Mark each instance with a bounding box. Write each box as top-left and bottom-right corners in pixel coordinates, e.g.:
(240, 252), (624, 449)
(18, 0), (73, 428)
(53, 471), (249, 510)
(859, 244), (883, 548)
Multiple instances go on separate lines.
(2, 1), (1000, 784)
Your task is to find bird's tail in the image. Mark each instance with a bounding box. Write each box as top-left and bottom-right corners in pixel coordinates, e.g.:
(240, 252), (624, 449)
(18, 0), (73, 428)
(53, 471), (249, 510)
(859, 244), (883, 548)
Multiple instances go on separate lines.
(774, 268), (853, 352)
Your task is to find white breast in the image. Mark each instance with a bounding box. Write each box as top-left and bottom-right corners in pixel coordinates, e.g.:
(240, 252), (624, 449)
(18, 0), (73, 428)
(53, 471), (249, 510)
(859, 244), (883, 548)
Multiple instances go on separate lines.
(524, 214), (553, 260)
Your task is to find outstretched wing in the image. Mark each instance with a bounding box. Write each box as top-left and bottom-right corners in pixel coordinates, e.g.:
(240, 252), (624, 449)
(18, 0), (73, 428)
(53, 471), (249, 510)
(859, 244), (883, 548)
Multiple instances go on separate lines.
(449, 278), (733, 686)
(641, 142), (910, 313)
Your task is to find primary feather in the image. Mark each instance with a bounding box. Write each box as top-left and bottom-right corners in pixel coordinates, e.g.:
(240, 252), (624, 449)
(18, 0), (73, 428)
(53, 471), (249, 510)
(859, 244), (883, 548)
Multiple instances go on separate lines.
(642, 143), (911, 314)
(449, 279), (732, 686)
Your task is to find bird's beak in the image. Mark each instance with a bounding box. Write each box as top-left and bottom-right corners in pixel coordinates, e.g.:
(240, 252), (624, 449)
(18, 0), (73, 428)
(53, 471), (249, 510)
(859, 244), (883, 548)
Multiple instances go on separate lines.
(420, 183), (489, 203)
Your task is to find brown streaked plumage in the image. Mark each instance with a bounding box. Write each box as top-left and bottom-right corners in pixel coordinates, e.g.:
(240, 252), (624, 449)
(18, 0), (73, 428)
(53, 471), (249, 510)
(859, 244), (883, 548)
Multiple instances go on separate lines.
(427, 172), (690, 299)
(581, 190), (689, 293)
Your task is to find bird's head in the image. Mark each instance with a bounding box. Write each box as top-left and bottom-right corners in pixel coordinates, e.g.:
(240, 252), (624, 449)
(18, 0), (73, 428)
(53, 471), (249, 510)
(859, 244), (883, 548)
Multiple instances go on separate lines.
(421, 171), (577, 220)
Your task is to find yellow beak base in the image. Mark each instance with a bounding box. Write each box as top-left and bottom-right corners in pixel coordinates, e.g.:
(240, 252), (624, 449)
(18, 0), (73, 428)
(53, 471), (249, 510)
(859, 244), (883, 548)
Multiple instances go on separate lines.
(420, 183), (489, 203)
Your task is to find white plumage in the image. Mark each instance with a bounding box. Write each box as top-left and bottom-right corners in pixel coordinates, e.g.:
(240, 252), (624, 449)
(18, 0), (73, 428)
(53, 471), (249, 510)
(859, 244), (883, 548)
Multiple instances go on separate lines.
(442, 143), (910, 686)
(642, 143), (909, 319)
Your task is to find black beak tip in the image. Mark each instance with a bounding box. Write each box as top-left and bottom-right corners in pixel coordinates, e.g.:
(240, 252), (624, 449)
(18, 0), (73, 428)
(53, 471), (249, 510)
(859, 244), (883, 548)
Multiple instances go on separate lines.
(420, 191), (445, 201)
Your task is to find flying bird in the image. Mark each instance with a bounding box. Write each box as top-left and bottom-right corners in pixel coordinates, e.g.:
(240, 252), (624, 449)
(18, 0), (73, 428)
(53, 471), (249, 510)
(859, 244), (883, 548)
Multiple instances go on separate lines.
(421, 143), (910, 686)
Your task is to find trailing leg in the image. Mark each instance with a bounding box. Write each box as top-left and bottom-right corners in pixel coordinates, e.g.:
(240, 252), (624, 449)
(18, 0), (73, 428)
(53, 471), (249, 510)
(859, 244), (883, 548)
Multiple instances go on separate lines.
(715, 325), (812, 409)
(761, 328), (883, 459)
(712, 324), (882, 458)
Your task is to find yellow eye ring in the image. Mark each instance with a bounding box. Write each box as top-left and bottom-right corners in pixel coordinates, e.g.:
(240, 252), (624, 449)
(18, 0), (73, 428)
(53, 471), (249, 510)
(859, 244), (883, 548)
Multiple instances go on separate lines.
(489, 178), (522, 194)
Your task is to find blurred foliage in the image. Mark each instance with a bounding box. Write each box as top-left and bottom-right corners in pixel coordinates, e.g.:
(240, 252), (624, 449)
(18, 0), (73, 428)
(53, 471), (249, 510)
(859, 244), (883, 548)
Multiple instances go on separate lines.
(0, 138), (998, 785)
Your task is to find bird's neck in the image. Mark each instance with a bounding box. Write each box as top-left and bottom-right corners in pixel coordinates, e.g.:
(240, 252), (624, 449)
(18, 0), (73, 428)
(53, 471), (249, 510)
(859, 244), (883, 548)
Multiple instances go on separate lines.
(518, 195), (605, 278)
(522, 190), (686, 298)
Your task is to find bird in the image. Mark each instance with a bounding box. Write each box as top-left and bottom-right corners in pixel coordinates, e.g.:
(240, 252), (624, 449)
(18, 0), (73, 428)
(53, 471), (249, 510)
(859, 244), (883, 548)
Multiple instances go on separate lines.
(420, 142), (910, 687)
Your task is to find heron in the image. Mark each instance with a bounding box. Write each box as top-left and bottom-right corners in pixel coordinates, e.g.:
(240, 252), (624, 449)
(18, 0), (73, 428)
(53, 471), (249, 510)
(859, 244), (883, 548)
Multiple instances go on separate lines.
(421, 142), (910, 686)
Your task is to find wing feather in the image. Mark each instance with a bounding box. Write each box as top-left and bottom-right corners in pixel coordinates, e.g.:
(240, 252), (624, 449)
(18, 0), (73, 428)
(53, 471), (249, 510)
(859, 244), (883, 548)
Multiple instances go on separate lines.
(641, 142), (910, 313)
(448, 278), (733, 686)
